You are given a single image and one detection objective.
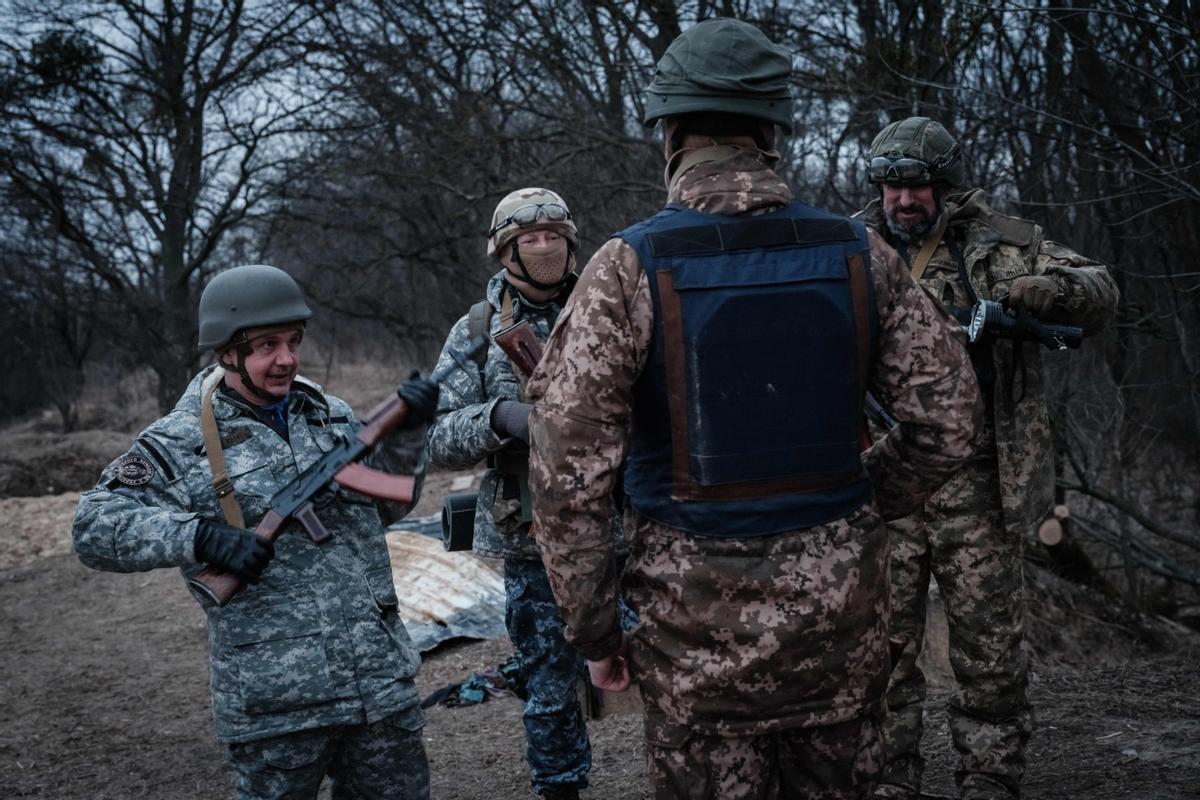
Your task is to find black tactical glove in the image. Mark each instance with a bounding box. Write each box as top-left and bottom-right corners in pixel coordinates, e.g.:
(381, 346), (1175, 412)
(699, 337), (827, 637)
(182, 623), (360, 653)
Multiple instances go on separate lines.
(397, 370), (439, 428)
(193, 519), (274, 582)
(491, 400), (532, 443)
(1007, 275), (1060, 318)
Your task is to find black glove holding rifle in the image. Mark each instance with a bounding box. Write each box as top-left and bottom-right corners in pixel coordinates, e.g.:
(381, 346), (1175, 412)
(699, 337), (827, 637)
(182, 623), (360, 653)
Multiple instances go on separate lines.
(189, 339), (484, 606)
(398, 371), (440, 427)
(194, 519), (275, 582)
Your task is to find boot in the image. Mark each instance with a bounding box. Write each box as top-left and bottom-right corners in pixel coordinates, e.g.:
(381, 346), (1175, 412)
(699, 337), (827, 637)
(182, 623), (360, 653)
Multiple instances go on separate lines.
(538, 787), (581, 800)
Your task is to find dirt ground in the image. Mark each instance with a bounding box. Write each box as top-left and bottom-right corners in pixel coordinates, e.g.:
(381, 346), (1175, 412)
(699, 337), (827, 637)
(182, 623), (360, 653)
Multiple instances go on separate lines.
(1, 404), (1198, 798)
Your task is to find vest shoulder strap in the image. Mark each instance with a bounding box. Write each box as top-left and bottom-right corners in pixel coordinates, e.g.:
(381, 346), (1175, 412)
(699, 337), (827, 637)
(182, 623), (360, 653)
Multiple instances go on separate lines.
(467, 299), (493, 371)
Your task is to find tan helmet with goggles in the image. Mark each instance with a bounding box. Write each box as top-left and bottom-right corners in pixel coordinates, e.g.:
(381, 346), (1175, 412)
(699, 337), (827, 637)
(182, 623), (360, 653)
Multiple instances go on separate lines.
(486, 188), (579, 257)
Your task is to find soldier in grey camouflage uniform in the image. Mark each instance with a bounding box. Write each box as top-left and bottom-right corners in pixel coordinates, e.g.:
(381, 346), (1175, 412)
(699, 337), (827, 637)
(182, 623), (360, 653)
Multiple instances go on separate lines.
(526, 20), (984, 800)
(859, 117), (1120, 800)
(72, 264), (439, 800)
(426, 189), (600, 800)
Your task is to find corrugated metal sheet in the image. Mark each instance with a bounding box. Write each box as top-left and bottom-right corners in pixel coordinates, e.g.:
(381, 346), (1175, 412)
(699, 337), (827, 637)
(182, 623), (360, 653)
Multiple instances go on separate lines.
(386, 517), (507, 652)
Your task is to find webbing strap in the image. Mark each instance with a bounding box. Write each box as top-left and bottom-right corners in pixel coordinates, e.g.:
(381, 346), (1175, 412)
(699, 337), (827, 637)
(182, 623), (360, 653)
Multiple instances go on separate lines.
(200, 368), (246, 528)
(467, 299), (493, 373)
(499, 288), (515, 327)
(909, 208), (949, 282)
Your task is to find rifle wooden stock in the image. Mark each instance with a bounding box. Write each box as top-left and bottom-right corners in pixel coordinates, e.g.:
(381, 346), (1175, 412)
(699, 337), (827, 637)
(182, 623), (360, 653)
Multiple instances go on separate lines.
(188, 509), (288, 606)
(493, 320), (543, 378)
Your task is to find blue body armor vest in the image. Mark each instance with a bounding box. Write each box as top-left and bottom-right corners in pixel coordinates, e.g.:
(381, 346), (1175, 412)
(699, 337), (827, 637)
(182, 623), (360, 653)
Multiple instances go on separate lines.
(618, 201), (878, 538)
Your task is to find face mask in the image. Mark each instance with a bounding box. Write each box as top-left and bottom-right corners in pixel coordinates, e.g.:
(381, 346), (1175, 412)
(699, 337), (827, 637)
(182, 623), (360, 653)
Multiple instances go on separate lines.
(503, 236), (573, 291)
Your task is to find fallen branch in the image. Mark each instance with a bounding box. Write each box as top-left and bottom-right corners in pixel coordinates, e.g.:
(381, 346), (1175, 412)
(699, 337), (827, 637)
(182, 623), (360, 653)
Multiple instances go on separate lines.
(1057, 480), (1200, 553)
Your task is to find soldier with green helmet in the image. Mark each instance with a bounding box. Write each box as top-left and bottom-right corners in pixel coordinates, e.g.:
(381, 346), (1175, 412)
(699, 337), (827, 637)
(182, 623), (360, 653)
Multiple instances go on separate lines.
(427, 188), (632, 800)
(859, 118), (1120, 800)
(73, 264), (439, 799)
(525, 19), (983, 799)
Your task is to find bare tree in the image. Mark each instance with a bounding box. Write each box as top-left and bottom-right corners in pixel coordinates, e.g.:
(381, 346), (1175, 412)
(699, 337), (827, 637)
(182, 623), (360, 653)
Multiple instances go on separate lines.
(0, 0), (327, 410)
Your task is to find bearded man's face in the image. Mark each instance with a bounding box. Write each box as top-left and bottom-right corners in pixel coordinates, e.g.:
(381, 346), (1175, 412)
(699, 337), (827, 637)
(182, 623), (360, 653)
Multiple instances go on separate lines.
(881, 183), (939, 242)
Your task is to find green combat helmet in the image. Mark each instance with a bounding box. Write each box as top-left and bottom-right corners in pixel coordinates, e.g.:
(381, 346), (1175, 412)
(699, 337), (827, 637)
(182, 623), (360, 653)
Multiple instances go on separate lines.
(643, 17), (793, 132)
(486, 187), (579, 258)
(867, 116), (965, 188)
(197, 264), (312, 352)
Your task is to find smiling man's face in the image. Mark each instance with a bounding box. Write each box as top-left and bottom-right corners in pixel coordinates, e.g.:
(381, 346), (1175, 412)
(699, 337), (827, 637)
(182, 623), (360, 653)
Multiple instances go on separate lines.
(221, 324), (304, 405)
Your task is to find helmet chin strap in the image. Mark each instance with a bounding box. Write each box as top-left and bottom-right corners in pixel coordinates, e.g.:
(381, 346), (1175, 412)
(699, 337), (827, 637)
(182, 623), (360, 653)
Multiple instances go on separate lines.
(222, 338), (288, 404)
(508, 240), (574, 292)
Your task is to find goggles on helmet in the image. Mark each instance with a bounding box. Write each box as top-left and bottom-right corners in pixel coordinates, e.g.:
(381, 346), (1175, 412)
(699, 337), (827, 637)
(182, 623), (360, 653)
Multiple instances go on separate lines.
(488, 202), (572, 239)
(868, 145), (960, 185)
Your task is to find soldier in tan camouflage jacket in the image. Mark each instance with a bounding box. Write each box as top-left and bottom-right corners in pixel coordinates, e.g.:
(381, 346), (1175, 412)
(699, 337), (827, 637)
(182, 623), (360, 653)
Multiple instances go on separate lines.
(527, 20), (983, 800)
(860, 117), (1120, 800)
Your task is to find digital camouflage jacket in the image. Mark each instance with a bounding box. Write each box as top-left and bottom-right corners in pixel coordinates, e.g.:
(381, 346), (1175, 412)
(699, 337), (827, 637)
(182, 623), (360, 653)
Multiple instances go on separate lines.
(527, 148), (983, 736)
(73, 367), (428, 744)
(860, 189), (1120, 535)
(426, 270), (570, 560)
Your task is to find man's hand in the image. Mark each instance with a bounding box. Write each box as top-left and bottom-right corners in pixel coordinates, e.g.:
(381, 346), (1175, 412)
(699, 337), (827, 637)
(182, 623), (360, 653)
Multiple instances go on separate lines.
(587, 635), (633, 693)
(491, 400), (532, 443)
(193, 519), (274, 582)
(397, 371), (439, 428)
(1007, 275), (1060, 318)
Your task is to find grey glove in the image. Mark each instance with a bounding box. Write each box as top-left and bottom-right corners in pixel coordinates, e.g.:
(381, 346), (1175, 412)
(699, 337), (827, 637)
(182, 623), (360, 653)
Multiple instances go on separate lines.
(491, 400), (532, 443)
(194, 519), (274, 582)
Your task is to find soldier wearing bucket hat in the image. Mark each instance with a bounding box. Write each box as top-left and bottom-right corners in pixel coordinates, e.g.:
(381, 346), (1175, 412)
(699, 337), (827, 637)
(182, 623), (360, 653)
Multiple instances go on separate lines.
(525, 18), (985, 799)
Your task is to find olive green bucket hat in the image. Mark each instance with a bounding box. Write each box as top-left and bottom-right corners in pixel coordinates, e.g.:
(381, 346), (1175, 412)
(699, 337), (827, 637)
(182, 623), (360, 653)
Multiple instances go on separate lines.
(643, 18), (794, 133)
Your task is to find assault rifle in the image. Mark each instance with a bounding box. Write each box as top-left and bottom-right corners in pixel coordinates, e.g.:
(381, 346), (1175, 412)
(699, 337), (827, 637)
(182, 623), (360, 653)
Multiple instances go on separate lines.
(865, 298), (1086, 433)
(189, 337), (487, 607)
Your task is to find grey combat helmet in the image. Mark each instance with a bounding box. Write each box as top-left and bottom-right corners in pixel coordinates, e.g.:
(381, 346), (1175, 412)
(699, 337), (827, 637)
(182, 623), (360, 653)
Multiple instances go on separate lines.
(643, 18), (794, 133)
(867, 116), (965, 188)
(197, 264), (312, 352)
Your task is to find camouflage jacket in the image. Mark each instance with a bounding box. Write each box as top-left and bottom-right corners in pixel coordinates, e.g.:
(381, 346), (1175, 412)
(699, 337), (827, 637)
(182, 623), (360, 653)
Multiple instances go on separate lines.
(427, 270), (571, 560)
(73, 367), (428, 744)
(527, 148), (982, 735)
(860, 189), (1119, 534)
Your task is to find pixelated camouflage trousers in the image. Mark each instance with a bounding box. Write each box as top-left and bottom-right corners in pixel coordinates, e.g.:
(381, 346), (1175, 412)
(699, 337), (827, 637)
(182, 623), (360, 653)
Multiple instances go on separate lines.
(224, 704), (429, 800)
(643, 706), (884, 800)
(880, 451), (1032, 800)
(505, 556), (593, 794)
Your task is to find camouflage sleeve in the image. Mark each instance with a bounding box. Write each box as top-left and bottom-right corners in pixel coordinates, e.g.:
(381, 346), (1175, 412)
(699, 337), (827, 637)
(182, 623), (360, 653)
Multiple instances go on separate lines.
(1033, 236), (1121, 335)
(527, 238), (653, 661)
(426, 314), (505, 470)
(72, 431), (201, 573)
(864, 230), (984, 520)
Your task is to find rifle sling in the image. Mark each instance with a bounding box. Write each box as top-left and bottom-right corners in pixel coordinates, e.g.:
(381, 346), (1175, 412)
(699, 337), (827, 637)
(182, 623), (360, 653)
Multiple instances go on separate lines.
(909, 208), (949, 283)
(201, 369), (247, 529)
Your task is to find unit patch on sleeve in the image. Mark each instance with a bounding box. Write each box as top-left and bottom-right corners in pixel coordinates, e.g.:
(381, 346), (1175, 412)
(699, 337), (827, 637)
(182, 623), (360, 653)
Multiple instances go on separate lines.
(115, 455), (156, 486)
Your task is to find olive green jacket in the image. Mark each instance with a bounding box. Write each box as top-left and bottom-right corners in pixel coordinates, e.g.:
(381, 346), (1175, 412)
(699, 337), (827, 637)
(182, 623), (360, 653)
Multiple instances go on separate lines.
(860, 189), (1120, 534)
